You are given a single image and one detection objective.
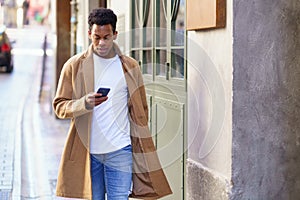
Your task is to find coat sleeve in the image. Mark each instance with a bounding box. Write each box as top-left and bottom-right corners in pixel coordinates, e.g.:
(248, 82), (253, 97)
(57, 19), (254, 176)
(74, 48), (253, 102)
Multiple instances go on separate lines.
(53, 60), (91, 119)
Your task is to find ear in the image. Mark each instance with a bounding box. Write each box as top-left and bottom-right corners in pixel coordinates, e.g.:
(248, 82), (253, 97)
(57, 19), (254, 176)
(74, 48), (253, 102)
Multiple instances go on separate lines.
(113, 31), (118, 40)
(88, 30), (92, 39)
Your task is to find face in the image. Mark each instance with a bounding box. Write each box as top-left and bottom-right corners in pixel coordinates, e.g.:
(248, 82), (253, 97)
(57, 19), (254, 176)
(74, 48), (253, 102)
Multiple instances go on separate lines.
(88, 24), (117, 58)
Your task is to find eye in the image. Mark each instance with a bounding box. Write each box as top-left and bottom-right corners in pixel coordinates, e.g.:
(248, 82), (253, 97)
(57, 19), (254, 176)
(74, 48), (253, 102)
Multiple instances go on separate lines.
(105, 35), (113, 40)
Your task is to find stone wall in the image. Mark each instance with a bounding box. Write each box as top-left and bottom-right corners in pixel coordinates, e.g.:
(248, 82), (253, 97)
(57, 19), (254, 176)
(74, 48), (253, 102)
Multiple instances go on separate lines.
(187, 160), (230, 200)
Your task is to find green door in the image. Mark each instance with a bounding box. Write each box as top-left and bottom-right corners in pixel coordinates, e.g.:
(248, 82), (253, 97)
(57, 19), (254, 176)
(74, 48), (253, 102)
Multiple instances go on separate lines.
(131, 1), (186, 199)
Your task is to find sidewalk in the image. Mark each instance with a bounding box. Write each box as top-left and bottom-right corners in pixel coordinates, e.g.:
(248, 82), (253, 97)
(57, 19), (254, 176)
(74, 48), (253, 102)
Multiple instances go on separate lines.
(39, 31), (87, 200)
(37, 31), (70, 198)
(0, 27), (70, 200)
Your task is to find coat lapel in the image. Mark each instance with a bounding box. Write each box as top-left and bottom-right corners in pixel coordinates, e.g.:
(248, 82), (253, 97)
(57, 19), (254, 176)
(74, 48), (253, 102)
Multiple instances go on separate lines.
(82, 45), (95, 94)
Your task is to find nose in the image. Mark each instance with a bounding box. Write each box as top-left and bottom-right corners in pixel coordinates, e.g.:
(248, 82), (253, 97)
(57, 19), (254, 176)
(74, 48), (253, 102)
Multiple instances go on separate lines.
(98, 39), (105, 46)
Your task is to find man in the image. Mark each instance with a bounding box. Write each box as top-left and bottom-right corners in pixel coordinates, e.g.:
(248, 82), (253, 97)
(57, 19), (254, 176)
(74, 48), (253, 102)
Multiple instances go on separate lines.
(53, 8), (172, 200)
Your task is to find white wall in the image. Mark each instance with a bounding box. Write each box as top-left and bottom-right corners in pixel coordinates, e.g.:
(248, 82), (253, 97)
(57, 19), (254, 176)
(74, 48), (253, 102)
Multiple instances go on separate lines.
(187, 0), (233, 179)
(107, 0), (131, 55)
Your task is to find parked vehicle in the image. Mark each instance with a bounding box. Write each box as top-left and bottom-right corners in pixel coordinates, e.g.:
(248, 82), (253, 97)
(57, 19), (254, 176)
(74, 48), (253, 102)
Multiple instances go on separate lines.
(0, 25), (13, 73)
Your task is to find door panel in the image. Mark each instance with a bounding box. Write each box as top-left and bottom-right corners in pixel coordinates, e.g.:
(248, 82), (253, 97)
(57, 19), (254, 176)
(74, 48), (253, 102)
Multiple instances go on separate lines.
(155, 97), (184, 199)
(131, 1), (186, 199)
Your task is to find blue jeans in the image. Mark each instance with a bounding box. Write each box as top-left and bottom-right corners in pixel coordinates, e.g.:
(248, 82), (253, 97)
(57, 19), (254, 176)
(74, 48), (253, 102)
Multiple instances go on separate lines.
(90, 145), (133, 200)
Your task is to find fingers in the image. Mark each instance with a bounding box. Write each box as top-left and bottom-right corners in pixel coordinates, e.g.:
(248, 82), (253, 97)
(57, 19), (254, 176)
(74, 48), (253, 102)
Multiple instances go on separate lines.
(94, 96), (108, 106)
(85, 92), (108, 108)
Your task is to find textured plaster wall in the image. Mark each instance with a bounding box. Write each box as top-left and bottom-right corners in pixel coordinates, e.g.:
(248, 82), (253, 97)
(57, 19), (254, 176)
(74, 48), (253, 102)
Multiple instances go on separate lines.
(232, 0), (300, 199)
(187, 0), (233, 198)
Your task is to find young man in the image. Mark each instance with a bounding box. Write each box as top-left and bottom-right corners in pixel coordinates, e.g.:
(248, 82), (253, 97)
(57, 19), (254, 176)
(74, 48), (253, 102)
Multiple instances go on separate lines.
(53, 8), (172, 200)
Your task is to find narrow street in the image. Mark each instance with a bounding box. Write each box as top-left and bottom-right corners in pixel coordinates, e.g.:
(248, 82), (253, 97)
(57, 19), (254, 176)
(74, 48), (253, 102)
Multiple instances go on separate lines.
(0, 26), (69, 200)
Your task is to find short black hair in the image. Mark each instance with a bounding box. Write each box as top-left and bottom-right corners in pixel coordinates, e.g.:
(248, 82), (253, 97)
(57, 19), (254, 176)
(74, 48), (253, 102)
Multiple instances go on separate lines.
(88, 8), (117, 32)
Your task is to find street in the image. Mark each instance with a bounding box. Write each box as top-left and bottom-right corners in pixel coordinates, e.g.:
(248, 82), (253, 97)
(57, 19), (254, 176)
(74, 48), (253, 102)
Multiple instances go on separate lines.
(0, 26), (70, 200)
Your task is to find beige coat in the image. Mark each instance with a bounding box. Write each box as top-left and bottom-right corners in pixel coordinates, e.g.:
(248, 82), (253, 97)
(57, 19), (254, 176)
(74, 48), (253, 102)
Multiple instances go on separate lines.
(53, 44), (172, 199)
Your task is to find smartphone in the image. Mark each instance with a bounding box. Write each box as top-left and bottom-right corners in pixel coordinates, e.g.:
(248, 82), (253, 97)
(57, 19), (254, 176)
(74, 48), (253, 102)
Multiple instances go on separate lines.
(96, 87), (110, 97)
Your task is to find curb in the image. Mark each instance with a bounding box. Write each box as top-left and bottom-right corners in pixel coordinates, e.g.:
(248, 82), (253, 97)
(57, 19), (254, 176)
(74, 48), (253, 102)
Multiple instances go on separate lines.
(11, 30), (49, 200)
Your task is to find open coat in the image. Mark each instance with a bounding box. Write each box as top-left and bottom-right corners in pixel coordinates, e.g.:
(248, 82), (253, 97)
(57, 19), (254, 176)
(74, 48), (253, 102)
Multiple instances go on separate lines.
(53, 44), (172, 199)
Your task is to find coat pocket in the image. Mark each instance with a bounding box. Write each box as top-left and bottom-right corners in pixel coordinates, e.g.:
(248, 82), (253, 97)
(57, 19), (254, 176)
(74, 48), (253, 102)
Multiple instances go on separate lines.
(68, 133), (81, 161)
(66, 129), (88, 162)
(65, 127), (81, 161)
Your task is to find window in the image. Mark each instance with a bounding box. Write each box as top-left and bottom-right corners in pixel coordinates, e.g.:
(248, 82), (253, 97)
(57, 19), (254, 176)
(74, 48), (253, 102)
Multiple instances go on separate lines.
(131, 0), (186, 79)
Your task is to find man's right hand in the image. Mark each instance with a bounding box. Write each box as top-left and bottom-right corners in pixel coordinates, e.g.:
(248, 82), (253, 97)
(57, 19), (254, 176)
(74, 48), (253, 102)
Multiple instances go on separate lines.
(85, 92), (108, 109)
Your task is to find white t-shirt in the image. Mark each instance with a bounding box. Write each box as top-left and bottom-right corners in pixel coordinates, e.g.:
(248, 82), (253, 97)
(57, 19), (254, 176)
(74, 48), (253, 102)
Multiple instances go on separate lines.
(90, 54), (131, 154)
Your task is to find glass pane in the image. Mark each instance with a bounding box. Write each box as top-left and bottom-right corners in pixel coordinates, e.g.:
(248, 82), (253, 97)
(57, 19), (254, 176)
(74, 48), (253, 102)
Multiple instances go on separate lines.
(143, 50), (153, 74)
(143, 27), (153, 48)
(171, 49), (184, 78)
(156, 50), (167, 76)
(131, 50), (140, 64)
(132, 0), (140, 47)
(156, 0), (167, 47)
(143, 1), (153, 48)
(171, 0), (185, 46)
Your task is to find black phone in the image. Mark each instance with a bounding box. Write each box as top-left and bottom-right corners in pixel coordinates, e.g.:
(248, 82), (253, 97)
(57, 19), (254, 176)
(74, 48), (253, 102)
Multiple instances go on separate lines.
(96, 87), (110, 97)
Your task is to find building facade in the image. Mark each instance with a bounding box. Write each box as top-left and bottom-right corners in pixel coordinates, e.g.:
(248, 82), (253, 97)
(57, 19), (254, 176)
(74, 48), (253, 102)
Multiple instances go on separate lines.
(54, 0), (300, 199)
